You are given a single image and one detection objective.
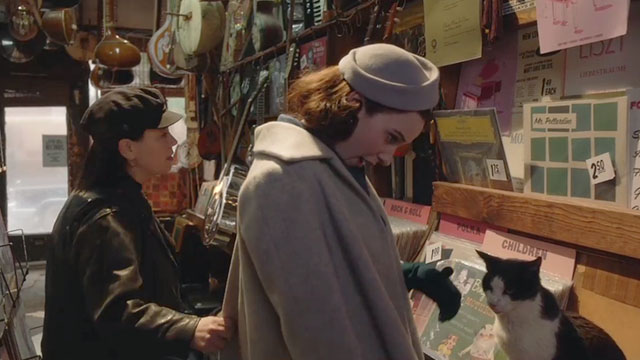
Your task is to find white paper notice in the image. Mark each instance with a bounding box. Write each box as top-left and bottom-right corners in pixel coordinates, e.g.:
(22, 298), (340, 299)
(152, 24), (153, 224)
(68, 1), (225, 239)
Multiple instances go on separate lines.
(515, 27), (565, 107)
(564, 2), (640, 96)
(42, 135), (67, 167)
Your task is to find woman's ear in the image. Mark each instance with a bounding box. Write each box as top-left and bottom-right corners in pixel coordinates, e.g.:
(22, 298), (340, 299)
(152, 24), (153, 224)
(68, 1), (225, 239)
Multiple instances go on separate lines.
(346, 91), (362, 105)
(118, 138), (136, 161)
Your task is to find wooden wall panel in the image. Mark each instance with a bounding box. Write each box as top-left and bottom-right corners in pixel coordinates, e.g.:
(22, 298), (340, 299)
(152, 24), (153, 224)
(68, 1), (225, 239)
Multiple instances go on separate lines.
(575, 253), (640, 308)
(571, 263), (640, 360)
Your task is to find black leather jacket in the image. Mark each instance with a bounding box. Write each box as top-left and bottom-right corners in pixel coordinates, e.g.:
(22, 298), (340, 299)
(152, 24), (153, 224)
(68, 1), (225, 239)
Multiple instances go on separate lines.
(42, 176), (200, 360)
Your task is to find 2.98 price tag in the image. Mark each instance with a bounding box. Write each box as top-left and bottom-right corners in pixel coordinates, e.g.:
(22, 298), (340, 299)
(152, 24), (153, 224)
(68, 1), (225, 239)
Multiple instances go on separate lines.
(585, 153), (615, 185)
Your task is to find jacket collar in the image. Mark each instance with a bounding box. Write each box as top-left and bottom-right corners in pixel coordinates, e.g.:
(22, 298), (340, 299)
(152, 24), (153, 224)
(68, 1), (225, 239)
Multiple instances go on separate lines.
(99, 175), (179, 268)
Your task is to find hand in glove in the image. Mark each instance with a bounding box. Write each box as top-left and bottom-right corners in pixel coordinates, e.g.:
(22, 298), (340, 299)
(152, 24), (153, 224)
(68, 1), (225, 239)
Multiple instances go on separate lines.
(402, 262), (461, 322)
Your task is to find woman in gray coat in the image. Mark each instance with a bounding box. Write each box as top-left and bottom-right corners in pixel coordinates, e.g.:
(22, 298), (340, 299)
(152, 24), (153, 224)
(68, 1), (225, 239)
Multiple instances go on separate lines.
(222, 44), (460, 360)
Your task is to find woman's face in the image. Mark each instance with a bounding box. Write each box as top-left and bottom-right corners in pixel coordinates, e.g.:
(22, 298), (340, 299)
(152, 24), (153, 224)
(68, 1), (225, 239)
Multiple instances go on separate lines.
(127, 127), (178, 178)
(335, 94), (424, 167)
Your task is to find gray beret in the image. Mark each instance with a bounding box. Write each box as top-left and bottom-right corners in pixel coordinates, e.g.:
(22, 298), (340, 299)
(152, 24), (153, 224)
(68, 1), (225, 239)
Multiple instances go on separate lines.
(338, 43), (440, 111)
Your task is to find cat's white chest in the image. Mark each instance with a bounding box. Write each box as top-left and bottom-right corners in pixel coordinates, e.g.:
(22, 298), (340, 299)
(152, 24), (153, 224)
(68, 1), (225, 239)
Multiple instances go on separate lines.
(494, 297), (559, 360)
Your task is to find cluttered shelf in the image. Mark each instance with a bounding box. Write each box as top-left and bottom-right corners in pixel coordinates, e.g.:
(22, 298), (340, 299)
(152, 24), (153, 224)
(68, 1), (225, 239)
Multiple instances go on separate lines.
(220, 0), (375, 72)
(431, 181), (640, 261)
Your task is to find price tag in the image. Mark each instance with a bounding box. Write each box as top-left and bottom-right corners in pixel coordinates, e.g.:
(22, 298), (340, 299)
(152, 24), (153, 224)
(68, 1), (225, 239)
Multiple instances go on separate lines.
(486, 159), (508, 181)
(586, 153), (615, 185)
(425, 242), (443, 264)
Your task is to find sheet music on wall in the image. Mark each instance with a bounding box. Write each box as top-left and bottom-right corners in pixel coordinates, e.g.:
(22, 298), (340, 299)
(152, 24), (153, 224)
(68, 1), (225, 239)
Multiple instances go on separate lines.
(628, 89), (640, 211)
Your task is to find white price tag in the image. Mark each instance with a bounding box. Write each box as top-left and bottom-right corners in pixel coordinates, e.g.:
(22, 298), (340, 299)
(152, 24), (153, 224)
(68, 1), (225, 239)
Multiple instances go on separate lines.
(425, 242), (443, 264)
(486, 159), (508, 181)
(586, 153), (615, 185)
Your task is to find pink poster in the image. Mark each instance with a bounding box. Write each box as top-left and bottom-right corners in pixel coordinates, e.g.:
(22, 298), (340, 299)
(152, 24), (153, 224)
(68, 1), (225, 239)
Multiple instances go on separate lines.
(535, 0), (630, 54)
(564, 1), (640, 96)
(456, 32), (518, 135)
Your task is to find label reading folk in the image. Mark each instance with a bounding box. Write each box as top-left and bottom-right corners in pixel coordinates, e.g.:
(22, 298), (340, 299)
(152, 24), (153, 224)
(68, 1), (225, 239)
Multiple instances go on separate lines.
(486, 159), (508, 181)
(532, 113), (576, 130)
(586, 152), (615, 185)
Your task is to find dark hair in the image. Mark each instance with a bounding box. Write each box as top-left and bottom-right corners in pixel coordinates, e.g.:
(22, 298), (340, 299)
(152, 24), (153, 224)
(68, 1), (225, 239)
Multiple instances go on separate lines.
(76, 133), (145, 191)
(287, 66), (433, 146)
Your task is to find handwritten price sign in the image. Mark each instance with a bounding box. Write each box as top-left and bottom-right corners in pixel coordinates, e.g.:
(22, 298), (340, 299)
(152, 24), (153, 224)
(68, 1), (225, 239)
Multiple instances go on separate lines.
(585, 153), (615, 185)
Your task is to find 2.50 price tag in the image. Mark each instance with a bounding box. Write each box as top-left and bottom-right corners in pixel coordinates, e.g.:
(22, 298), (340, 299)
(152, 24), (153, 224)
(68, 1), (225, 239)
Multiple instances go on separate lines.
(586, 153), (615, 185)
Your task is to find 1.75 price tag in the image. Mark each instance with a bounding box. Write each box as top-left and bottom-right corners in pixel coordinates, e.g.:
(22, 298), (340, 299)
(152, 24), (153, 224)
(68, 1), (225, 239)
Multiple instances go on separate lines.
(586, 153), (615, 185)
(486, 159), (508, 181)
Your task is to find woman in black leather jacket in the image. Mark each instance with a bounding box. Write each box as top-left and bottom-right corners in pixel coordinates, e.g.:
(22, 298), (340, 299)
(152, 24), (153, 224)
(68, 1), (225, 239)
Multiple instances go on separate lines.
(42, 87), (232, 360)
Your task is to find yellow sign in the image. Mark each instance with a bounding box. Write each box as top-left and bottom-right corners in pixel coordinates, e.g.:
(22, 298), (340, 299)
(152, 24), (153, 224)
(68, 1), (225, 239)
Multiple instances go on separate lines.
(424, 0), (483, 67)
(437, 116), (496, 143)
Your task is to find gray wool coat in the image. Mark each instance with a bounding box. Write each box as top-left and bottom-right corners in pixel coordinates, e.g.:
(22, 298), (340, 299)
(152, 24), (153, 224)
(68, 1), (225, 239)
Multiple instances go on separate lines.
(220, 120), (423, 360)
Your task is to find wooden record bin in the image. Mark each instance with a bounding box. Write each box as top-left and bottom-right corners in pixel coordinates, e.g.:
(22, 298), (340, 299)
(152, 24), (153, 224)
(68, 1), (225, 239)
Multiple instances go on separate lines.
(431, 181), (640, 359)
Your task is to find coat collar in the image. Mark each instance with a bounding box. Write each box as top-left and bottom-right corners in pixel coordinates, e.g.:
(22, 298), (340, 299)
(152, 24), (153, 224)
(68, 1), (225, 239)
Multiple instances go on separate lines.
(253, 121), (334, 162)
(253, 119), (387, 221)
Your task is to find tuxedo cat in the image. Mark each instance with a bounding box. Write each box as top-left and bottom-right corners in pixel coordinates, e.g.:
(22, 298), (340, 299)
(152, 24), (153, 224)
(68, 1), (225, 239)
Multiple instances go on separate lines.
(476, 250), (626, 360)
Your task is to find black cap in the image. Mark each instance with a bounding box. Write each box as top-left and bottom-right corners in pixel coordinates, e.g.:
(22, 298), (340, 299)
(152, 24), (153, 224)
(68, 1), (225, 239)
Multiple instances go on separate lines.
(80, 87), (183, 144)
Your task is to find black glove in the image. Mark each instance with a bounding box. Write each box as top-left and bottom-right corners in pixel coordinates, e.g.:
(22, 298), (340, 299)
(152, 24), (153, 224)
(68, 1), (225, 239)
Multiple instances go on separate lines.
(402, 262), (461, 322)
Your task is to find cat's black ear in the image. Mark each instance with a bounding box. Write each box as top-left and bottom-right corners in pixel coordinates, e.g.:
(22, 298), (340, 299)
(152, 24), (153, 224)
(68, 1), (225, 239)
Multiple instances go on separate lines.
(524, 257), (542, 277)
(476, 250), (497, 270)
(532, 257), (542, 268)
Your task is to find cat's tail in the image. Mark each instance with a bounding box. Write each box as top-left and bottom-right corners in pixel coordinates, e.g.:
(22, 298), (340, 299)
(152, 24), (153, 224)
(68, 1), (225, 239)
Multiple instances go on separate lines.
(566, 313), (626, 360)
